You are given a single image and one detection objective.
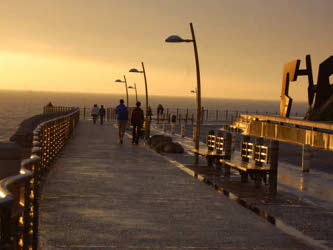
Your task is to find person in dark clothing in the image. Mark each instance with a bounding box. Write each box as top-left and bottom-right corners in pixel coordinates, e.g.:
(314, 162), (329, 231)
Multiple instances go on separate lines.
(99, 105), (106, 125)
(131, 101), (144, 144)
(147, 105), (152, 120)
(116, 99), (128, 144)
(157, 104), (164, 115)
(91, 104), (99, 124)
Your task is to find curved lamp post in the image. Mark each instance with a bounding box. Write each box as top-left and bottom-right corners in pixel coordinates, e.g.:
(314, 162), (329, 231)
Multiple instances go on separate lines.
(128, 83), (138, 103)
(165, 23), (202, 164)
(115, 75), (129, 107)
(129, 62), (149, 139)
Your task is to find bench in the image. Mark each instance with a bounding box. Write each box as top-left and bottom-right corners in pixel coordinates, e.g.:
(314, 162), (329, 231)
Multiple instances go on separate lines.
(219, 135), (279, 194)
(192, 131), (232, 168)
(193, 130), (279, 194)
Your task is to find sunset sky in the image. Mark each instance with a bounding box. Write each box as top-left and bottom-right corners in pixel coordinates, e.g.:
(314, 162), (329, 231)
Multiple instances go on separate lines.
(0, 0), (332, 101)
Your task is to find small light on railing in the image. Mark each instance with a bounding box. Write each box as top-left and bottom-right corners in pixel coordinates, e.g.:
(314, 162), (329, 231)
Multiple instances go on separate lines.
(20, 169), (26, 175)
(19, 216), (24, 225)
(18, 238), (23, 247)
(0, 190), (6, 198)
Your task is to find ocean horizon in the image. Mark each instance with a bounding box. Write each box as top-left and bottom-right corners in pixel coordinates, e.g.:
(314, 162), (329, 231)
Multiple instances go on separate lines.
(0, 89), (308, 141)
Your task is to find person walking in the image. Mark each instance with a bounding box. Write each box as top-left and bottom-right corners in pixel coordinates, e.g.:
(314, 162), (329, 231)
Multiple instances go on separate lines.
(91, 104), (99, 124)
(115, 99), (128, 144)
(99, 105), (106, 125)
(131, 101), (144, 145)
(147, 105), (153, 120)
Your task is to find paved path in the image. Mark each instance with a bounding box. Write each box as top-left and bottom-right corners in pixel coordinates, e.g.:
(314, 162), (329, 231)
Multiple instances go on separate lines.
(39, 120), (312, 249)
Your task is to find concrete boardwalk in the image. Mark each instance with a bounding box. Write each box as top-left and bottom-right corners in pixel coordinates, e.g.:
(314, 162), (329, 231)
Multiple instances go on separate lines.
(39, 120), (311, 249)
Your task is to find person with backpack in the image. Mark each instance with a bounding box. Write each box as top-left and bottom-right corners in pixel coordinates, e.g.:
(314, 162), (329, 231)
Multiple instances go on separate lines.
(99, 105), (106, 125)
(115, 99), (128, 144)
(131, 101), (144, 145)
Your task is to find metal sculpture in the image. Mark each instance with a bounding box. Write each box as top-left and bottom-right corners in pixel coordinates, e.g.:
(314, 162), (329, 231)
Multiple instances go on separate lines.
(279, 55), (333, 118)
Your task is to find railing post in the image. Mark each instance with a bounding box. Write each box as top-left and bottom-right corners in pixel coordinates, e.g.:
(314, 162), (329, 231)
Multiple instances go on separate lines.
(162, 120), (166, 132)
(171, 121), (176, 135)
(176, 108), (179, 123)
(269, 140), (279, 195)
(185, 109), (189, 124)
(225, 110), (228, 121)
(201, 107), (204, 123)
(302, 144), (311, 172)
(216, 110), (218, 121)
(206, 109), (208, 121)
(241, 135), (250, 183)
(181, 123), (185, 138)
(224, 132), (232, 160)
(192, 127), (196, 141)
(23, 175), (31, 248)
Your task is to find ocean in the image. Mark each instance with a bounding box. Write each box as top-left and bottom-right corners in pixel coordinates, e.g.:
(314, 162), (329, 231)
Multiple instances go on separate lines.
(0, 90), (307, 141)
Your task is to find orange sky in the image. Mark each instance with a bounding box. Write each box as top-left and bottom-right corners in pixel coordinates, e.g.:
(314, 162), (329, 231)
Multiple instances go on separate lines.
(0, 0), (332, 101)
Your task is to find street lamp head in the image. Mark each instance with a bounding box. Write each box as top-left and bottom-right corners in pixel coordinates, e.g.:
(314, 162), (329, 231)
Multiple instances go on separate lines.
(190, 90), (196, 93)
(165, 35), (192, 43)
(129, 68), (140, 73)
(128, 86), (134, 89)
(115, 79), (123, 83)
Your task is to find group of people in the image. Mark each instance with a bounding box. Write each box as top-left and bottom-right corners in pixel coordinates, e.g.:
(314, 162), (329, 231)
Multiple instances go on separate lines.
(91, 104), (106, 125)
(91, 100), (144, 145)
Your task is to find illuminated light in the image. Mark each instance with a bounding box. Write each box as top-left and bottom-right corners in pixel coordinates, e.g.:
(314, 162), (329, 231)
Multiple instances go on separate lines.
(20, 201), (25, 207)
(18, 238), (23, 247)
(20, 169), (26, 174)
(19, 216), (24, 225)
(0, 190), (7, 198)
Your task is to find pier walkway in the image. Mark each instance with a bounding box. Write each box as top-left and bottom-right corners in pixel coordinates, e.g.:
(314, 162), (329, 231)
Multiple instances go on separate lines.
(39, 120), (311, 249)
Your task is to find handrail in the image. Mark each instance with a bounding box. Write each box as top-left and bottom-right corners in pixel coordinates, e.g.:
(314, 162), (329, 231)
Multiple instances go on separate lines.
(242, 114), (333, 131)
(0, 107), (80, 249)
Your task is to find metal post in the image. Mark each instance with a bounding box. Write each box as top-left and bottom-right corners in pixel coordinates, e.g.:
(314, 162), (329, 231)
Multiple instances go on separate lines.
(181, 123), (185, 137)
(141, 62), (150, 140)
(185, 108), (189, 124)
(163, 120), (166, 132)
(241, 135), (250, 183)
(224, 132), (232, 160)
(201, 107), (204, 123)
(176, 108), (179, 123)
(302, 144), (311, 172)
(193, 127), (196, 141)
(269, 140), (279, 195)
(134, 83), (138, 103)
(190, 22), (202, 165)
(123, 75), (129, 107)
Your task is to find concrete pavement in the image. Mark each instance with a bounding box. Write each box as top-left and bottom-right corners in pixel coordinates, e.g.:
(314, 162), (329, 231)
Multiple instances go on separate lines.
(39, 120), (312, 249)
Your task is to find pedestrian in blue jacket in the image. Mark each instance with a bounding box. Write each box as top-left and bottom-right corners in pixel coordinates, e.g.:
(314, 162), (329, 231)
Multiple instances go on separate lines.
(115, 99), (128, 144)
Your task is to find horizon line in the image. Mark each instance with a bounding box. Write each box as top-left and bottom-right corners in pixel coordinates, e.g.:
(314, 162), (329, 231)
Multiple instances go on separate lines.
(0, 88), (307, 103)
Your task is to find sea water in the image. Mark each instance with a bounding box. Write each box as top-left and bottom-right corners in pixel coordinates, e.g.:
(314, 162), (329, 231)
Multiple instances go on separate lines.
(0, 90), (307, 141)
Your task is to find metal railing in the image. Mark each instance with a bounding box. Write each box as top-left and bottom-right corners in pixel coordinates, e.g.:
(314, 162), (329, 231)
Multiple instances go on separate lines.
(0, 107), (80, 249)
(79, 106), (293, 124)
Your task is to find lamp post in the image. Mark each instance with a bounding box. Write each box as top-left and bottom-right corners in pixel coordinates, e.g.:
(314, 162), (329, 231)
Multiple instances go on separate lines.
(129, 62), (150, 139)
(128, 83), (138, 103)
(115, 75), (129, 107)
(165, 23), (202, 164)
